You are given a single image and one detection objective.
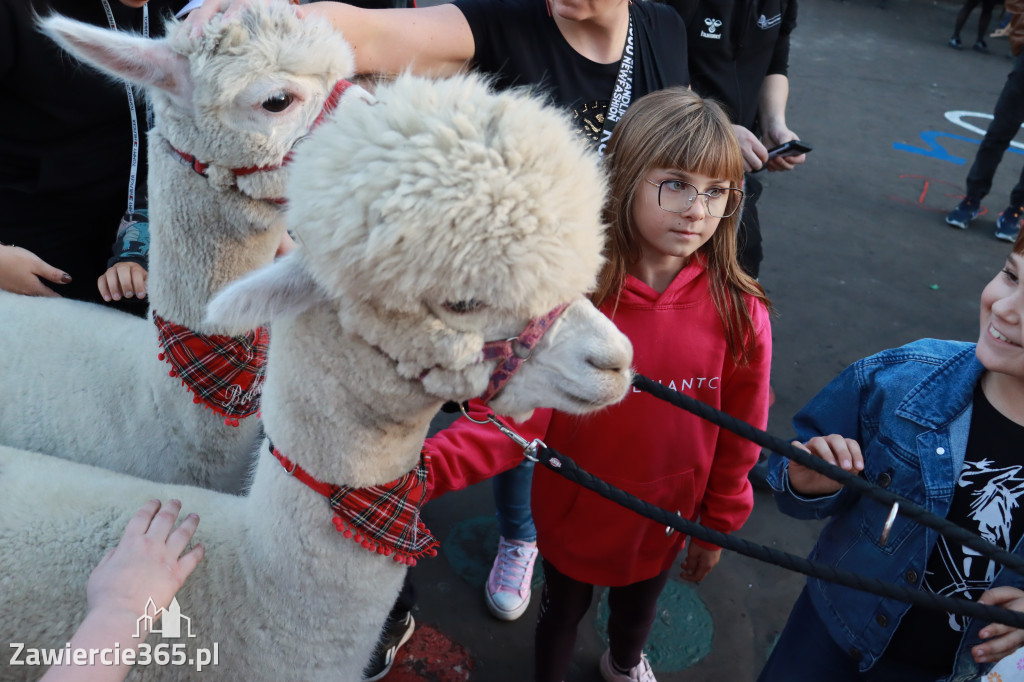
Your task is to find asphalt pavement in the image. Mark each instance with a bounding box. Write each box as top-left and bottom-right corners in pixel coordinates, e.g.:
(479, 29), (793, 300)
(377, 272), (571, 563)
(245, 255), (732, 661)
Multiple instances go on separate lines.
(383, 1), (1024, 679)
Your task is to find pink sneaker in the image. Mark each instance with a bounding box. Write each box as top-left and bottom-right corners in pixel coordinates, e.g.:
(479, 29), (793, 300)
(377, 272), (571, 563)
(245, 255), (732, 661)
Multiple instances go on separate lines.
(484, 536), (538, 621)
(599, 649), (657, 682)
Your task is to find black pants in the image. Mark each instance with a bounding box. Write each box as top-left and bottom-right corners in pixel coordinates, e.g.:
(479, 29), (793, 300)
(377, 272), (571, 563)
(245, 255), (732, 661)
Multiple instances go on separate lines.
(739, 172), (763, 279)
(533, 559), (670, 682)
(966, 54), (1024, 209)
(952, 0), (998, 42)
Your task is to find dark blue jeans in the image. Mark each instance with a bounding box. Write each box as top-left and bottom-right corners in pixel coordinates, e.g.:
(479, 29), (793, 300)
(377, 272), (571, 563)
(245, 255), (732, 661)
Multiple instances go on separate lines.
(757, 588), (946, 682)
(966, 54), (1024, 209)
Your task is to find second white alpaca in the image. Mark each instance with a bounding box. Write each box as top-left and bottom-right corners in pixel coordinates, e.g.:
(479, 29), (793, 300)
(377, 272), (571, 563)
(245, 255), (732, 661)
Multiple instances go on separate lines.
(0, 3), (359, 492)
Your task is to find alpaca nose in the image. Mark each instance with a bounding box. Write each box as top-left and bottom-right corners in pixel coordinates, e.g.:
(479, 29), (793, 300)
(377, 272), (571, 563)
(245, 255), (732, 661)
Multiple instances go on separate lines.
(586, 346), (631, 374)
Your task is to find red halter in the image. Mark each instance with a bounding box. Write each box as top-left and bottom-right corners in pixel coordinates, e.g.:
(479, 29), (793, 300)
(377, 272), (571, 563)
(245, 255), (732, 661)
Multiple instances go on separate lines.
(170, 79), (356, 201)
(477, 303), (569, 403)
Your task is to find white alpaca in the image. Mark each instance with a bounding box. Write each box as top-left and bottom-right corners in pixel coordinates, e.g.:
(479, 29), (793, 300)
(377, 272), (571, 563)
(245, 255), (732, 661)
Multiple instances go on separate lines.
(0, 3), (358, 492)
(0, 73), (632, 680)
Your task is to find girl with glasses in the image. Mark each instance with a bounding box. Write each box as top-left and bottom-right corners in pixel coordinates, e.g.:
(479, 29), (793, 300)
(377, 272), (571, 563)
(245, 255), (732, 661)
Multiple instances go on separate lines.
(424, 86), (773, 682)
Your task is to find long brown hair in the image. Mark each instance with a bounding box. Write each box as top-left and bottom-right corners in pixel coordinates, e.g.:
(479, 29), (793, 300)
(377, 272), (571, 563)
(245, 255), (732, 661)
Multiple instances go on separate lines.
(592, 87), (771, 364)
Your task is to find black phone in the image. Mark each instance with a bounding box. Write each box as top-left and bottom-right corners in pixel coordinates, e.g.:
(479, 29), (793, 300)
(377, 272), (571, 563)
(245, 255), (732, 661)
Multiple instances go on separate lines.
(766, 140), (813, 159)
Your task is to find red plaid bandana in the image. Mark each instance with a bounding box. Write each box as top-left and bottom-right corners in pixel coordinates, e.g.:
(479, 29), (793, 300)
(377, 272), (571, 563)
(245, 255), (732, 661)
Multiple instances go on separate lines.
(270, 443), (439, 566)
(153, 311), (269, 426)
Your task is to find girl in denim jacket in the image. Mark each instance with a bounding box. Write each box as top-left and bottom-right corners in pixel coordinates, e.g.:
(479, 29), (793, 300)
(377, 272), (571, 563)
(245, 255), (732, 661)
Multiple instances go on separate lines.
(761, 230), (1024, 682)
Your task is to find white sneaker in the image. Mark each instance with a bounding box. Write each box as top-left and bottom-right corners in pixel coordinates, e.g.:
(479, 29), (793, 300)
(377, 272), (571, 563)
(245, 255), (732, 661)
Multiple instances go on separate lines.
(599, 649), (657, 682)
(484, 536), (538, 621)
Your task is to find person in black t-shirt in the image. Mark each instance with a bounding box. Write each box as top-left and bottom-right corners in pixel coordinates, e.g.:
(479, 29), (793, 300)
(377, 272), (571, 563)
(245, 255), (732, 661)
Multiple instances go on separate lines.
(0, 0), (182, 306)
(664, 0), (803, 279)
(760, 228), (1024, 680)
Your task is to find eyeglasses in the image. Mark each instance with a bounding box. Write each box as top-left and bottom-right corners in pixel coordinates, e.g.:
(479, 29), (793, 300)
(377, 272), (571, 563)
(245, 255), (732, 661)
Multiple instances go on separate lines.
(645, 179), (744, 218)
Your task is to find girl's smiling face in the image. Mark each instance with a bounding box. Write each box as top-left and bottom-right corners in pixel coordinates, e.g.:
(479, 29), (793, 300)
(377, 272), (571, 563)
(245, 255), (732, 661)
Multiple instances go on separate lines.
(632, 168), (728, 272)
(977, 252), (1024, 380)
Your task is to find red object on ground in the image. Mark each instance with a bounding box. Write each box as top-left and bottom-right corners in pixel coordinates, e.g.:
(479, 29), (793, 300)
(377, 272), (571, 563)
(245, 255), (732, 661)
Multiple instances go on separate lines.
(385, 623), (473, 681)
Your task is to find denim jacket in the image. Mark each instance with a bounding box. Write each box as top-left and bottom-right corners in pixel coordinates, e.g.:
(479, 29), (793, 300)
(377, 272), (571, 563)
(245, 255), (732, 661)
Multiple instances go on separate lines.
(766, 339), (1022, 681)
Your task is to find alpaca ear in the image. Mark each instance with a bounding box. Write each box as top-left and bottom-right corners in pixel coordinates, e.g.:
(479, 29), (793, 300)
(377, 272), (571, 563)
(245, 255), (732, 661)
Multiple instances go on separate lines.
(205, 253), (329, 333)
(39, 15), (191, 103)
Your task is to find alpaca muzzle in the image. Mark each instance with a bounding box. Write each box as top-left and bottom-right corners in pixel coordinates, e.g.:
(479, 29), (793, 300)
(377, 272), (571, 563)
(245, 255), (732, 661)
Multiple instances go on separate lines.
(478, 303), (569, 403)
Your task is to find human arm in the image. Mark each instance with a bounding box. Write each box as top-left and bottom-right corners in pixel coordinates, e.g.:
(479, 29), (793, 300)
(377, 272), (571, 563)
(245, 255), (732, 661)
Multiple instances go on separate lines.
(40, 499), (205, 682)
(99, 210), (150, 301)
(758, 74), (805, 172)
(973, 587), (1024, 664)
(424, 400), (553, 500)
(186, 0), (474, 78)
(0, 244), (70, 297)
(691, 310), (772, 550)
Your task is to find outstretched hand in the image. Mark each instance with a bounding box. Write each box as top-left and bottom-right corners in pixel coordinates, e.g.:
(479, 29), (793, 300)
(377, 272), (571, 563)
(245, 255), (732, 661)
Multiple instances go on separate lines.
(679, 541), (721, 583)
(87, 499), (205, 630)
(787, 435), (864, 497)
(974, 587), (1024, 664)
(0, 244), (69, 297)
(183, 0), (304, 36)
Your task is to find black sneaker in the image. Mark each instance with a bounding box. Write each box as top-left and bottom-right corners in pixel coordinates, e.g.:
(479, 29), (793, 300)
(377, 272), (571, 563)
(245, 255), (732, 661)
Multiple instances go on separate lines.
(973, 39), (990, 53)
(949, 35), (963, 49)
(363, 612), (415, 681)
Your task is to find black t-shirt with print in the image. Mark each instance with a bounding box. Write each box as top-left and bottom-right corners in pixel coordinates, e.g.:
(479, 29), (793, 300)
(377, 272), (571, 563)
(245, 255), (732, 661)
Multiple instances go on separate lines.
(662, 0), (796, 131)
(455, 0), (690, 150)
(884, 384), (1024, 673)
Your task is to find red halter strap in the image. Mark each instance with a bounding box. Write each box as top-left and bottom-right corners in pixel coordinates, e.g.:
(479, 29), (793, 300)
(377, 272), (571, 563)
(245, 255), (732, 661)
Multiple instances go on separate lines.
(478, 303), (569, 403)
(170, 79), (355, 194)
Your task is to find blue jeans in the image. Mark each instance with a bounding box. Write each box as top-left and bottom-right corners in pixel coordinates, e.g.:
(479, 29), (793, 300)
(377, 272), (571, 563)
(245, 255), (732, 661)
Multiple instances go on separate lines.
(757, 588), (946, 682)
(966, 54), (1024, 209)
(493, 459), (537, 542)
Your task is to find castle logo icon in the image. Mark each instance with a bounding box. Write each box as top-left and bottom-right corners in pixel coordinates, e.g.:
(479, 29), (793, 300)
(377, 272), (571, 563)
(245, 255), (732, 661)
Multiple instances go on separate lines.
(134, 598), (196, 639)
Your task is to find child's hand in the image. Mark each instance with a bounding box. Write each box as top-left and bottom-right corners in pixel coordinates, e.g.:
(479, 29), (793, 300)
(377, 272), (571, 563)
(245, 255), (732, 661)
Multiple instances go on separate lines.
(97, 262), (148, 302)
(787, 435), (863, 497)
(87, 499), (204, 630)
(679, 542), (721, 583)
(973, 586), (1024, 664)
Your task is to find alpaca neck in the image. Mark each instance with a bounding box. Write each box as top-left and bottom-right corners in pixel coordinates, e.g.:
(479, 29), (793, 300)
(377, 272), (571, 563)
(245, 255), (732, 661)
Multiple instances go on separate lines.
(145, 131), (285, 331)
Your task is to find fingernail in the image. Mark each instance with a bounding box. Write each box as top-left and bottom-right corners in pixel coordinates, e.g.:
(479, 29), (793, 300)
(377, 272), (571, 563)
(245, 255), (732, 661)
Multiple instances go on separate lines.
(102, 295), (111, 302)
(61, 273), (72, 283)
(112, 293), (121, 301)
(138, 291), (147, 299)
(125, 291), (134, 299)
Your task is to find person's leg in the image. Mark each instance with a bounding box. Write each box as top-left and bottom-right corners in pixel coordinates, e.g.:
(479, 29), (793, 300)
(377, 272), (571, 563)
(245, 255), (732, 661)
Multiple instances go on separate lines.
(967, 55), (1024, 201)
(486, 460), (540, 620)
(494, 460), (537, 541)
(738, 173), (763, 279)
(363, 572), (417, 681)
(953, 0), (982, 41)
(756, 587), (864, 682)
(978, 0), (997, 40)
(534, 560), (594, 682)
(604, 570), (672, 671)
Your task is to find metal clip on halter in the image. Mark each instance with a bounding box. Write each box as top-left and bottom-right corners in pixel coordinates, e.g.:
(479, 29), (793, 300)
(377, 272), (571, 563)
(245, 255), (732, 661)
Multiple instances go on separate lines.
(458, 404), (546, 463)
(879, 502), (900, 547)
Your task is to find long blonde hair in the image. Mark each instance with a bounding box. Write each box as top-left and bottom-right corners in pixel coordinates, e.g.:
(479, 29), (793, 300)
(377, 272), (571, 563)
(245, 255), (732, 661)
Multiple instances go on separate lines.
(593, 87), (771, 364)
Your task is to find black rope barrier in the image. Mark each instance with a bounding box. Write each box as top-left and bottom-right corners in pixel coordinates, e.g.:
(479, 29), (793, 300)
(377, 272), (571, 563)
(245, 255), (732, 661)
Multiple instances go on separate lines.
(533, 442), (1024, 630)
(633, 373), (1024, 578)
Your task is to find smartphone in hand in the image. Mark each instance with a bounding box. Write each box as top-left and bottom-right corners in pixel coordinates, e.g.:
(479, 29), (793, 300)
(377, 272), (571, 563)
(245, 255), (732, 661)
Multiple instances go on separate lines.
(766, 140), (812, 159)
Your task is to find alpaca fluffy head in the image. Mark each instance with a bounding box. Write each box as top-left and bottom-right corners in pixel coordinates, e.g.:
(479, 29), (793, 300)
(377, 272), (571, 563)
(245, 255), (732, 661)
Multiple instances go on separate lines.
(41, 0), (354, 173)
(207, 73), (631, 414)
(286, 73), (609, 375)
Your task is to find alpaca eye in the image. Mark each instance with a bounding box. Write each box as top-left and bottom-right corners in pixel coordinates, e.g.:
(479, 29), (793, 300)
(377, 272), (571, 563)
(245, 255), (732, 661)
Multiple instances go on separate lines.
(261, 93), (294, 113)
(444, 299), (485, 314)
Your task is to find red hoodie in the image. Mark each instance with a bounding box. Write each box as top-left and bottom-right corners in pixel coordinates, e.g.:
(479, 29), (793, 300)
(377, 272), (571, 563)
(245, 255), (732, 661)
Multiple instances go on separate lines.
(425, 259), (772, 586)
